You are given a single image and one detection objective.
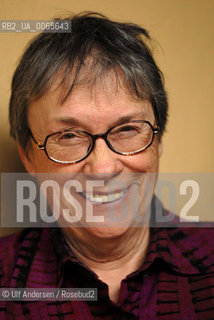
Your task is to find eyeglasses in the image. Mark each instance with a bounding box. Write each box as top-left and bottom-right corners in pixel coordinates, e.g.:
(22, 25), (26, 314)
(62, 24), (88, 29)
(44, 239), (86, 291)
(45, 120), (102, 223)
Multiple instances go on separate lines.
(30, 120), (159, 164)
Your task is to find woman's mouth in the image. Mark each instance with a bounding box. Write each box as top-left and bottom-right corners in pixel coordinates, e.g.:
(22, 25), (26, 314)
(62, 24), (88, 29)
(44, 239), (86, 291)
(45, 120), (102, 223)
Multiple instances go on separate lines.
(79, 189), (127, 204)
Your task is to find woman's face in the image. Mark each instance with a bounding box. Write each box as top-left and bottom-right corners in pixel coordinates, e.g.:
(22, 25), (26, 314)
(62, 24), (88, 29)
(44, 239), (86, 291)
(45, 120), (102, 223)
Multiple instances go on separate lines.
(21, 73), (162, 238)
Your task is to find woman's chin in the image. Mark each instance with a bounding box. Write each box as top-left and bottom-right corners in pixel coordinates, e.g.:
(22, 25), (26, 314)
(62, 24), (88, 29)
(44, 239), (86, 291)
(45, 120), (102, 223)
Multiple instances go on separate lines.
(83, 225), (130, 239)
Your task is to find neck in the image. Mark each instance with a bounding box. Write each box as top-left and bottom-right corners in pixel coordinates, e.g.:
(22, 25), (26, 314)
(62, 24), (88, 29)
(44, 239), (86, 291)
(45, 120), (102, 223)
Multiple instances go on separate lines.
(62, 226), (150, 303)
(62, 226), (150, 272)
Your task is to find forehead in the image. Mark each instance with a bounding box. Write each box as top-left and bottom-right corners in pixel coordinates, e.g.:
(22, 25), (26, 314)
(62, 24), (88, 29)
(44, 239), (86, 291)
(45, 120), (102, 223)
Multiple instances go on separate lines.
(28, 71), (155, 133)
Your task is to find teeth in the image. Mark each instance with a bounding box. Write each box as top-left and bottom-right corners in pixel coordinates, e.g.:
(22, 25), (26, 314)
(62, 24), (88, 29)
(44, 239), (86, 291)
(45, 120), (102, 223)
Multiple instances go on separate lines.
(83, 191), (125, 203)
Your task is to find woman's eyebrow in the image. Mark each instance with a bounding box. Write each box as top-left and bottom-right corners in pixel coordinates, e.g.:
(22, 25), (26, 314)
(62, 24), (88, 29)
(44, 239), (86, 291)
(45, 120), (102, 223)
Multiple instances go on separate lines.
(53, 117), (82, 126)
(111, 112), (147, 126)
(53, 112), (146, 128)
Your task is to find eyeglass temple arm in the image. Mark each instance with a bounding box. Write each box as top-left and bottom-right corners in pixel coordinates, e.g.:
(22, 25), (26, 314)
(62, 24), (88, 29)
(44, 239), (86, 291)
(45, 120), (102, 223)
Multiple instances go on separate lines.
(154, 125), (160, 133)
(29, 130), (45, 150)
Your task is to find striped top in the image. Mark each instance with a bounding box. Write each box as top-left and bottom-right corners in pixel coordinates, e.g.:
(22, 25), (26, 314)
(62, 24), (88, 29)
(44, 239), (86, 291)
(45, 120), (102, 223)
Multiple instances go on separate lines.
(0, 223), (214, 319)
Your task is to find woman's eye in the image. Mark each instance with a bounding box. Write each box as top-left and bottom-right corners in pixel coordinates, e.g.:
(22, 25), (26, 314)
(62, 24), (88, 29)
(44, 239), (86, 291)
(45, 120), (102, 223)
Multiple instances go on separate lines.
(61, 132), (76, 140)
(119, 126), (136, 132)
(116, 126), (139, 134)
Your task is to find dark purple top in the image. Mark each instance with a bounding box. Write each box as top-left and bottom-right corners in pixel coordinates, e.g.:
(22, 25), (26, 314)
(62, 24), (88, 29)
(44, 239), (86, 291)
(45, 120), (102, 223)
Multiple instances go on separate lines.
(0, 223), (214, 319)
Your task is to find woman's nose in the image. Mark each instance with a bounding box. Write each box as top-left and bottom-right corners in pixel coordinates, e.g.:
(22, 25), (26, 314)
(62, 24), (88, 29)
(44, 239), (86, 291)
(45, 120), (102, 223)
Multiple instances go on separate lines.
(82, 137), (123, 178)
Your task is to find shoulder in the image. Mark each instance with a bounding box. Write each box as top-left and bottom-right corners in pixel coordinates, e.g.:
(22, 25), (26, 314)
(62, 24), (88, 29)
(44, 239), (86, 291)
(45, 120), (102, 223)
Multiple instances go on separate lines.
(168, 224), (214, 243)
(165, 225), (214, 274)
(0, 231), (21, 259)
(0, 228), (46, 287)
(153, 203), (214, 272)
(167, 224), (214, 251)
(0, 231), (23, 287)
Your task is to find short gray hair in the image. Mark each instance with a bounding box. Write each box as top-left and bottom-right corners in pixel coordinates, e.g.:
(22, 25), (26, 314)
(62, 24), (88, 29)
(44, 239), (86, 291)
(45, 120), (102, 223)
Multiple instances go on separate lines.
(9, 12), (168, 150)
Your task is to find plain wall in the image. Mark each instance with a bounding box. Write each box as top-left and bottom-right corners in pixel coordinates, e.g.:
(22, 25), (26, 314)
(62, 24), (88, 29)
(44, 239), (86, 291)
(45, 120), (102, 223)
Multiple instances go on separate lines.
(0, 0), (214, 236)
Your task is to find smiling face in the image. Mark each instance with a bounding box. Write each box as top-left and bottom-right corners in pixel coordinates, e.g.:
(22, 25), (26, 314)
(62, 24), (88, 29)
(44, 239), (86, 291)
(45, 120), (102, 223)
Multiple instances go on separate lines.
(20, 71), (162, 238)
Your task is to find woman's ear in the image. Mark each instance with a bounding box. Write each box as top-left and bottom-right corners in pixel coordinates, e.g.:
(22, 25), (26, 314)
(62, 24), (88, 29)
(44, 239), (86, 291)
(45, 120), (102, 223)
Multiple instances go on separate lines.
(17, 143), (36, 176)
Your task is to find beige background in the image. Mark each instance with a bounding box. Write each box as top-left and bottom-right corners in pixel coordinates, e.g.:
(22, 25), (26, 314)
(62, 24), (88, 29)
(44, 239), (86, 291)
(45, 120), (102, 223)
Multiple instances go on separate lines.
(0, 0), (214, 236)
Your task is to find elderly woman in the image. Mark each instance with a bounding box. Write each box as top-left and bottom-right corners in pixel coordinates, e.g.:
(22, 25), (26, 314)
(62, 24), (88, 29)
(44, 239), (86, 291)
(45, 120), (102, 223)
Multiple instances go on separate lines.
(1, 12), (214, 320)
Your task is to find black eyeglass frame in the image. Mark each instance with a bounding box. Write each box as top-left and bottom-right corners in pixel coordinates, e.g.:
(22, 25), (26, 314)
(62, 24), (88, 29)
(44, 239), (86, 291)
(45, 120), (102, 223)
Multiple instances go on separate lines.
(30, 120), (160, 164)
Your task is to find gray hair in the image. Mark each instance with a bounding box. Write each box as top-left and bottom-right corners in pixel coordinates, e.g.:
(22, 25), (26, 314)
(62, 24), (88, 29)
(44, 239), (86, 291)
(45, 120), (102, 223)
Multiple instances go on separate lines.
(9, 12), (168, 150)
